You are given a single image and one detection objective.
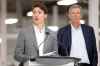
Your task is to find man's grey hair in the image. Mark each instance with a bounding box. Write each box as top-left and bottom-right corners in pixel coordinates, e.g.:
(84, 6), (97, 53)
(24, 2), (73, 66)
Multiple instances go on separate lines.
(68, 4), (83, 19)
(69, 4), (81, 11)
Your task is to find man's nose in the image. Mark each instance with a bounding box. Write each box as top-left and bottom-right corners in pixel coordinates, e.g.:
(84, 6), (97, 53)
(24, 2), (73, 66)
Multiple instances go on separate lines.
(34, 13), (39, 16)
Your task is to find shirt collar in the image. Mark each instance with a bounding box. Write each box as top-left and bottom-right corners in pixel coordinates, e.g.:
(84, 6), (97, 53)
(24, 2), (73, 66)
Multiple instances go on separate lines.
(71, 24), (81, 31)
(33, 24), (45, 33)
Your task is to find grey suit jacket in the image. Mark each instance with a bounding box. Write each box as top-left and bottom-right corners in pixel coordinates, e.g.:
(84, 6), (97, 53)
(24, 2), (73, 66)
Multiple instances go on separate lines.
(14, 25), (58, 63)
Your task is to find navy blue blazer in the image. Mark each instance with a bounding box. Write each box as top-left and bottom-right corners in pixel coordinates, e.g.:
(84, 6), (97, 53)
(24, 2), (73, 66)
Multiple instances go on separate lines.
(57, 24), (98, 66)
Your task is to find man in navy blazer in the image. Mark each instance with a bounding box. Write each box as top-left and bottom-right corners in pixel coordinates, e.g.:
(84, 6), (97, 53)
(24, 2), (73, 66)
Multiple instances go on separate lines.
(57, 4), (98, 66)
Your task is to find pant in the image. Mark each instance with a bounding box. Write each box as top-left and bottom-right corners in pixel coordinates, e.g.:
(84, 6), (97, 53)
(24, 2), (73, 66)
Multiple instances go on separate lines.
(19, 62), (24, 66)
(78, 63), (90, 66)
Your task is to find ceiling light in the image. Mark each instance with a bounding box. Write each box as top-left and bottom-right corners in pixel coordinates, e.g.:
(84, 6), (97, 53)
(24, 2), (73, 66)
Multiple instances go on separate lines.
(57, 0), (78, 5)
(80, 20), (85, 24)
(0, 38), (2, 43)
(5, 18), (18, 24)
(27, 11), (32, 16)
(48, 26), (59, 32)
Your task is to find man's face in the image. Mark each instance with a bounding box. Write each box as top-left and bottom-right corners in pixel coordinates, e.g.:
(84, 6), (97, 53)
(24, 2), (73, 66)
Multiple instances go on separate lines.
(32, 7), (47, 25)
(68, 7), (81, 23)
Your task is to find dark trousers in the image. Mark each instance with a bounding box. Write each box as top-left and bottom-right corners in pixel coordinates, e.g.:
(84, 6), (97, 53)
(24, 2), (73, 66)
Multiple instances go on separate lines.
(78, 63), (90, 66)
(19, 62), (24, 66)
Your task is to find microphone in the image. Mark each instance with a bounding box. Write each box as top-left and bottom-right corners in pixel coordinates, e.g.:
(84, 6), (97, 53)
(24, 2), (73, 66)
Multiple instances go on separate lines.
(30, 32), (50, 61)
(45, 32), (50, 35)
(38, 32), (50, 47)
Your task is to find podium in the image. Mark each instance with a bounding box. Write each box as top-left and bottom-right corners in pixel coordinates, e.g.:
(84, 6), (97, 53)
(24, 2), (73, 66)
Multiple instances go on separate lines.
(24, 56), (81, 66)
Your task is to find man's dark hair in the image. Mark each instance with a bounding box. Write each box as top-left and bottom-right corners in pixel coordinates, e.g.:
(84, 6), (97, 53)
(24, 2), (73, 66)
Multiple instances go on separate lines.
(32, 1), (48, 14)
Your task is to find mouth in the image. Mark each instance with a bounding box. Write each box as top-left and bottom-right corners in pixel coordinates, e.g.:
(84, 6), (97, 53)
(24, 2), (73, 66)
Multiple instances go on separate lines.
(34, 18), (39, 21)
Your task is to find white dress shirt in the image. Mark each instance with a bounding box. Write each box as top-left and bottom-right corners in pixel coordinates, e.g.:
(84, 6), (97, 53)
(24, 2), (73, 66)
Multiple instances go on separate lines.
(33, 25), (45, 56)
(70, 25), (90, 64)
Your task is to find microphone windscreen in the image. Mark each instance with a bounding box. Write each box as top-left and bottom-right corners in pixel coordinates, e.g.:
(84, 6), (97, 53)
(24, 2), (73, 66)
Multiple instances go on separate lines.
(45, 32), (50, 35)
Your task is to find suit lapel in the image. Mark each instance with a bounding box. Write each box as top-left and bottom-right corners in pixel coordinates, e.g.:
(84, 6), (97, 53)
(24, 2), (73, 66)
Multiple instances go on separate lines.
(28, 25), (38, 50)
(43, 27), (51, 53)
(81, 24), (87, 46)
(67, 25), (72, 55)
(81, 24), (89, 54)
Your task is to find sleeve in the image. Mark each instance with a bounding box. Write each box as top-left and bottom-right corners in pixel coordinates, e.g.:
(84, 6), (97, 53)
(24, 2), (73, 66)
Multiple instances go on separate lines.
(14, 30), (29, 63)
(57, 29), (67, 56)
(90, 27), (98, 66)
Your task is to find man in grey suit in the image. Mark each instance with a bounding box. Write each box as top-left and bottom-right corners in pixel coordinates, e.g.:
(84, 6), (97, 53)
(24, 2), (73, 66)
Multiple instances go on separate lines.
(14, 1), (58, 66)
